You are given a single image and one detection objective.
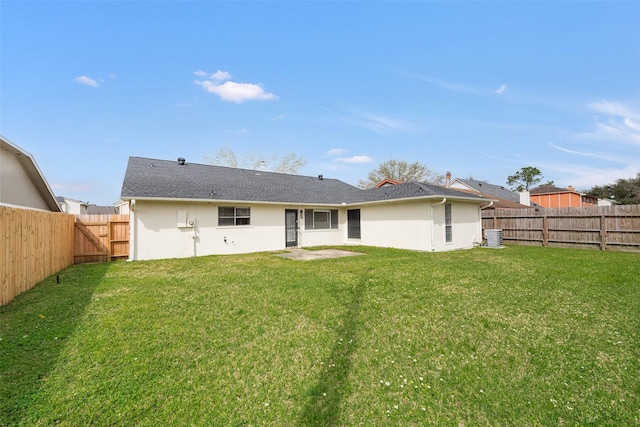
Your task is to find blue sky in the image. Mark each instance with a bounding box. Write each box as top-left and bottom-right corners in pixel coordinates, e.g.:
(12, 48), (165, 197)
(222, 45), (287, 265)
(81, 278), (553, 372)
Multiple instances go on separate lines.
(2, 1), (639, 206)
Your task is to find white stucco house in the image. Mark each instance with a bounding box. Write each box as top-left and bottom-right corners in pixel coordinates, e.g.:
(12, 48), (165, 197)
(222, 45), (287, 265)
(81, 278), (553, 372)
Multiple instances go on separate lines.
(120, 157), (492, 261)
(0, 135), (60, 212)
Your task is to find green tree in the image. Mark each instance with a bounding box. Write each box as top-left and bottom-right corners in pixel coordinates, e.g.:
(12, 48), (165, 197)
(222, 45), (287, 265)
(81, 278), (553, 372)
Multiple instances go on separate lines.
(358, 159), (444, 189)
(206, 147), (307, 174)
(507, 166), (553, 192)
(588, 173), (640, 205)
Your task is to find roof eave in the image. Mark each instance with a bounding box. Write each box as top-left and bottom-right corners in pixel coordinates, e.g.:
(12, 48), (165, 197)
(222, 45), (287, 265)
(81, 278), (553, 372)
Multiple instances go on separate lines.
(1, 135), (61, 212)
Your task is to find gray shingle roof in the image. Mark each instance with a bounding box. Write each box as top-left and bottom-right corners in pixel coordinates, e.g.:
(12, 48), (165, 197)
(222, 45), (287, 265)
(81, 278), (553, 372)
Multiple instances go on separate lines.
(454, 178), (519, 202)
(121, 157), (487, 205)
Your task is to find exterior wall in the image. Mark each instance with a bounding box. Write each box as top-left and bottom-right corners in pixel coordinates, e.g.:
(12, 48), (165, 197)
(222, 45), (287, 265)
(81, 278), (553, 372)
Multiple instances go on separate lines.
(298, 207), (345, 247)
(355, 201), (432, 251)
(0, 146), (50, 210)
(131, 200), (298, 260)
(432, 201), (483, 251)
(449, 181), (476, 192)
(59, 199), (88, 214)
(129, 199), (483, 260)
(530, 192), (597, 208)
(115, 200), (130, 214)
(353, 200), (482, 252)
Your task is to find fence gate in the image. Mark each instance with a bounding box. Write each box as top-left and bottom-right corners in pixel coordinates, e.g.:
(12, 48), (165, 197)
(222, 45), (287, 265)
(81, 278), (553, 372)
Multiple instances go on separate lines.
(74, 214), (129, 263)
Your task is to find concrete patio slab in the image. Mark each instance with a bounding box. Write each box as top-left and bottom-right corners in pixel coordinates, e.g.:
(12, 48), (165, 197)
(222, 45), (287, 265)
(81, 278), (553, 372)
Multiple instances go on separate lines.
(275, 248), (364, 261)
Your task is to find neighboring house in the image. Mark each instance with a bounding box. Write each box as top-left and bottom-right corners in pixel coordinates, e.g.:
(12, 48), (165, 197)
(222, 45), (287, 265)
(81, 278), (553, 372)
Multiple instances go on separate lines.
(598, 198), (618, 207)
(120, 157), (491, 261)
(530, 185), (598, 208)
(56, 196), (88, 214)
(86, 204), (116, 215)
(374, 179), (401, 188)
(447, 175), (531, 209)
(115, 199), (130, 214)
(0, 135), (60, 211)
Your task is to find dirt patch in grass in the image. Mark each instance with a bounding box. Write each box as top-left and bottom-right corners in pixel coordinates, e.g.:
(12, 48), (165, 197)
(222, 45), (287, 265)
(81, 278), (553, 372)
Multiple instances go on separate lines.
(275, 248), (365, 261)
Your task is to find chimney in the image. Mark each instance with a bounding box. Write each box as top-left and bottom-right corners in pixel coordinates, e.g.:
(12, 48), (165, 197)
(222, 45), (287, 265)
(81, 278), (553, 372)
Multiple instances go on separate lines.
(567, 185), (575, 192)
(178, 157), (186, 165)
(445, 171), (451, 188)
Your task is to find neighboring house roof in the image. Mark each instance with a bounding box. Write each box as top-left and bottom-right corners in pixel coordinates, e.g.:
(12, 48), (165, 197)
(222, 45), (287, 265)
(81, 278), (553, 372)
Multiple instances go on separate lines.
(450, 178), (520, 203)
(451, 188), (530, 209)
(1, 135), (61, 212)
(56, 196), (88, 206)
(121, 157), (488, 205)
(530, 184), (576, 194)
(86, 205), (116, 215)
(374, 179), (401, 188)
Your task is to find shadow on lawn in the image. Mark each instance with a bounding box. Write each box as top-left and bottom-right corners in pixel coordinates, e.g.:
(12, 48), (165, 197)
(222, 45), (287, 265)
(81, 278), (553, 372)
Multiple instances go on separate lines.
(0, 262), (111, 426)
(297, 268), (369, 427)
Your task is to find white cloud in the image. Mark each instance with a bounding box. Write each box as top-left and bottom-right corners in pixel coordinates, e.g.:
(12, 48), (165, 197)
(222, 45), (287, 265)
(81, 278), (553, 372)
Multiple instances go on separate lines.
(342, 105), (413, 134)
(495, 84), (507, 95)
(542, 161), (640, 190)
(548, 142), (596, 157)
(326, 148), (349, 156)
(194, 70), (278, 103)
(585, 100), (640, 144)
(210, 70), (232, 81)
(334, 155), (374, 164)
(74, 76), (98, 87)
(400, 71), (481, 95)
(194, 70), (208, 77)
(625, 117), (640, 131)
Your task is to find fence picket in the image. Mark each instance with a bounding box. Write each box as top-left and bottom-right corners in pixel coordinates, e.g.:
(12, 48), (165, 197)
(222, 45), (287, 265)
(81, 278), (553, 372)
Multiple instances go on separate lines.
(482, 205), (640, 252)
(1, 206), (75, 306)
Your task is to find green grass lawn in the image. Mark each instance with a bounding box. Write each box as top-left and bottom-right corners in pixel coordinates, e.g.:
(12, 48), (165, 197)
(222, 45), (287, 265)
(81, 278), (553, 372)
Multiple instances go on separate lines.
(1, 246), (639, 426)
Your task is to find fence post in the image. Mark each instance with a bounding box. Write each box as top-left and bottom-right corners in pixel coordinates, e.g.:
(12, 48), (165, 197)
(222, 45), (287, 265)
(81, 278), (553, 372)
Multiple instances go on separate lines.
(600, 215), (607, 251)
(543, 215), (549, 246)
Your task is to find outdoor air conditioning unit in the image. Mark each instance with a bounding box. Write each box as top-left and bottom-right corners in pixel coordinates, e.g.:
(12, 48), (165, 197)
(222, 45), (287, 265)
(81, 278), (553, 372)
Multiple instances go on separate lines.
(485, 229), (503, 248)
(186, 218), (196, 228)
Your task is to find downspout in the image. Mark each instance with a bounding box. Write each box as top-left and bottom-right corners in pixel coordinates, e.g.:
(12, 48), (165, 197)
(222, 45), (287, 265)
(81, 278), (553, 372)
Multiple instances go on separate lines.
(128, 199), (136, 261)
(477, 201), (494, 246)
(430, 198), (446, 252)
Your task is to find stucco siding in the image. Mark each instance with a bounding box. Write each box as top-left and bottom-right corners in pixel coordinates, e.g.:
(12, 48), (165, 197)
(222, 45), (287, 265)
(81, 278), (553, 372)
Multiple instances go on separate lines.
(128, 198), (483, 260)
(431, 201), (482, 251)
(298, 207), (345, 247)
(0, 147), (50, 210)
(131, 200), (292, 260)
(357, 201), (432, 251)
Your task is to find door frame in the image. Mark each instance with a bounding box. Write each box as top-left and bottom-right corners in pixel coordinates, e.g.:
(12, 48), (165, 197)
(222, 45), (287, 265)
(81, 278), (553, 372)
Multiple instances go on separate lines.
(347, 208), (361, 239)
(285, 209), (299, 247)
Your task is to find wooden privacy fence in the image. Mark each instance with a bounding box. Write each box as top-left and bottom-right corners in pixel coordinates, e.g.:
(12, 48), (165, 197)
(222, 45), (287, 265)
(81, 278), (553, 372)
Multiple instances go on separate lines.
(1, 206), (75, 306)
(74, 214), (129, 263)
(482, 204), (640, 252)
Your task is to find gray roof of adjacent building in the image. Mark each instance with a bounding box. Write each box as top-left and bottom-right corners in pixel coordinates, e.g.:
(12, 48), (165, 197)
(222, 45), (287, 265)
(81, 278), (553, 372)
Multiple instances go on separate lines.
(451, 178), (519, 202)
(121, 157), (488, 205)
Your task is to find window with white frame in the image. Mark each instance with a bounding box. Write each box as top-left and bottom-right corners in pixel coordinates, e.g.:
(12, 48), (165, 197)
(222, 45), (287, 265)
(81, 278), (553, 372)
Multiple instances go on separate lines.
(218, 207), (251, 226)
(444, 203), (452, 243)
(304, 209), (338, 230)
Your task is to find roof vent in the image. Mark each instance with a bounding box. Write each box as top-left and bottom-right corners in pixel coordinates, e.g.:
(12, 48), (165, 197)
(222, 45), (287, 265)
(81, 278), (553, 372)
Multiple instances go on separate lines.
(178, 157), (186, 165)
(318, 174), (324, 180)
